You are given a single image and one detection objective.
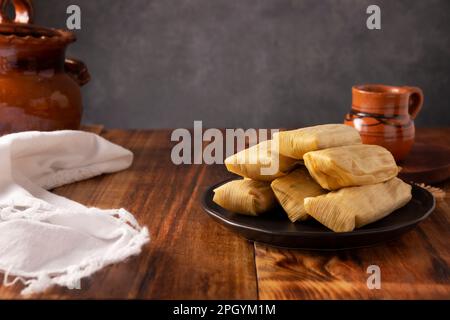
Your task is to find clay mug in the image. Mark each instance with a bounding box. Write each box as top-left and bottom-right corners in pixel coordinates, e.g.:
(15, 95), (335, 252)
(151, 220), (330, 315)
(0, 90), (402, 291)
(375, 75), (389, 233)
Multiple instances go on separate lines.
(345, 84), (424, 162)
(0, 0), (90, 135)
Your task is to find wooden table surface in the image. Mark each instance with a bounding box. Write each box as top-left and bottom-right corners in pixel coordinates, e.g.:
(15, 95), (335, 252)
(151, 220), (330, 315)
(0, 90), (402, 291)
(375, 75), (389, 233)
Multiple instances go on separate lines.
(0, 127), (449, 300)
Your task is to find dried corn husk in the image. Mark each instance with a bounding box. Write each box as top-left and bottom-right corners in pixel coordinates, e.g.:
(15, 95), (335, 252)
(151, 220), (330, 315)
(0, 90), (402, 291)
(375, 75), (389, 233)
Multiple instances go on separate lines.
(213, 179), (276, 216)
(225, 140), (298, 182)
(274, 124), (362, 159)
(271, 168), (326, 222)
(304, 144), (398, 190)
(304, 178), (412, 232)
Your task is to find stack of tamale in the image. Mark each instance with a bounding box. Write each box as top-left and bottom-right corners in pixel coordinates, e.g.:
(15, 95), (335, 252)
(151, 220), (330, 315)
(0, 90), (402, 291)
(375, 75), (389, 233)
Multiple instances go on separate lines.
(213, 124), (412, 232)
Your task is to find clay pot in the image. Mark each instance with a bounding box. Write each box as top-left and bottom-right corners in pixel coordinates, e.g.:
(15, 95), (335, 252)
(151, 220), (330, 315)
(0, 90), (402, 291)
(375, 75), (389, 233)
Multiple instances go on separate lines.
(0, 0), (90, 135)
(345, 84), (424, 162)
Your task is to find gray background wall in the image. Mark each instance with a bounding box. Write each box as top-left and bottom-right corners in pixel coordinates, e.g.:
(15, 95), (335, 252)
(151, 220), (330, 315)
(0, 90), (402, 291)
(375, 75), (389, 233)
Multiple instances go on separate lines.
(34, 0), (450, 128)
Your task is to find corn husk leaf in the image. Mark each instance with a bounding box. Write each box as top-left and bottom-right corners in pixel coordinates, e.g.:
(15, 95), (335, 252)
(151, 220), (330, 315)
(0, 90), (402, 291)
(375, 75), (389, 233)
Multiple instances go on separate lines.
(304, 144), (398, 190)
(274, 124), (362, 159)
(304, 178), (412, 232)
(225, 140), (299, 182)
(213, 179), (276, 216)
(271, 168), (326, 222)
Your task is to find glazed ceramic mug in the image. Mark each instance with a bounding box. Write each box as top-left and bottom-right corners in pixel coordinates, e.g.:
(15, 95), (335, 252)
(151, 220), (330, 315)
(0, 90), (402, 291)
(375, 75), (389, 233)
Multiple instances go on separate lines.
(345, 84), (424, 161)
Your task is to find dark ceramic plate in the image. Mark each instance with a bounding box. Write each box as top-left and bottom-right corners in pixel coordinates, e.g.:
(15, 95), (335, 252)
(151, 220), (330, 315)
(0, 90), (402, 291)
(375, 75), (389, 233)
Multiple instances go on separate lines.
(201, 180), (436, 250)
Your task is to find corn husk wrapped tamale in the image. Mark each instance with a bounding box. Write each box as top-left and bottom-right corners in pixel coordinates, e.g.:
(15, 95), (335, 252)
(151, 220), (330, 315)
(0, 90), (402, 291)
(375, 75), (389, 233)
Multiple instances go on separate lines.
(303, 144), (398, 190)
(225, 140), (299, 182)
(304, 178), (412, 232)
(273, 124), (362, 159)
(213, 179), (276, 216)
(271, 168), (326, 222)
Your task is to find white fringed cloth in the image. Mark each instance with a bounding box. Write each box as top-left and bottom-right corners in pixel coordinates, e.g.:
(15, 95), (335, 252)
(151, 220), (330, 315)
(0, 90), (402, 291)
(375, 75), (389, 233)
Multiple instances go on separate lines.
(0, 131), (149, 295)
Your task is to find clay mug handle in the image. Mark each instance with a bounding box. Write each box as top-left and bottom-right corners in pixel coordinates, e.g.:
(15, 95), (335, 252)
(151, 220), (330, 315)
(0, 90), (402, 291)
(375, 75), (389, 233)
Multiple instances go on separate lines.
(0, 0), (33, 24)
(65, 58), (91, 86)
(405, 86), (424, 120)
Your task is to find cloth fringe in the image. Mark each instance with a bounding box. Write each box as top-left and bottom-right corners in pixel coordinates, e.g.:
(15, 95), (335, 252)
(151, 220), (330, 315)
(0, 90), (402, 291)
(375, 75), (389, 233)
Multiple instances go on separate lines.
(0, 203), (150, 296)
(416, 183), (446, 200)
(19, 227), (149, 296)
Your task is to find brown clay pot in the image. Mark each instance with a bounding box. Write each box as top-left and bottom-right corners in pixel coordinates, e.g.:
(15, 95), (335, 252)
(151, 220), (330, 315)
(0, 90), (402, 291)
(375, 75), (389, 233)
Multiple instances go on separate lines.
(345, 84), (424, 162)
(0, 0), (90, 135)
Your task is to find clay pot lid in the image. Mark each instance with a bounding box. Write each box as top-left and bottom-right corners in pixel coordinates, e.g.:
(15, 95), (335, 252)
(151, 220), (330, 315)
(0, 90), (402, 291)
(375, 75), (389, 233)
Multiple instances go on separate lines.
(0, 23), (76, 45)
(0, 0), (75, 45)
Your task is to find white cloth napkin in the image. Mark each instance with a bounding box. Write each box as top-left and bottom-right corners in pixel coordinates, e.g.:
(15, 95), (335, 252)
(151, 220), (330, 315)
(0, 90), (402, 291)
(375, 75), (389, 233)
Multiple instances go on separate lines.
(0, 131), (150, 295)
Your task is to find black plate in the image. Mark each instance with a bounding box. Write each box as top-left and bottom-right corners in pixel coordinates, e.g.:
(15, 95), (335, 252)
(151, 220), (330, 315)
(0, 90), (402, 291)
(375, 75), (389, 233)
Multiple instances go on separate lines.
(201, 180), (436, 250)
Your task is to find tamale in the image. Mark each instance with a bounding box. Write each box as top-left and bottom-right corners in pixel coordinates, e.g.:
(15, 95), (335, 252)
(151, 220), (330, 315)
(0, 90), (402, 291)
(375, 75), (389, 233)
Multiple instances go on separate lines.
(304, 144), (398, 190)
(271, 168), (326, 222)
(213, 179), (276, 216)
(274, 124), (362, 159)
(225, 140), (298, 182)
(304, 178), (412, 232)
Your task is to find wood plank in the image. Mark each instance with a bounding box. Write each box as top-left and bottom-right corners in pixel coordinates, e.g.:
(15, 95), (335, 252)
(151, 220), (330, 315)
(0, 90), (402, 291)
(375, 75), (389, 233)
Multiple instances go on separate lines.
(81, 124), (105, 135)
(0, 130), (257, 299)
(1, 127), (449, 299)
(255, 198), (450, 299)
(255, 128), (450, 300)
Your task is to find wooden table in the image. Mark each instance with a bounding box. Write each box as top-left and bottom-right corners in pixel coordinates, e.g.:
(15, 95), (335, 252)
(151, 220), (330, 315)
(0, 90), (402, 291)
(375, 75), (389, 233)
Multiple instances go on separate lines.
(0, 128), (449, 300)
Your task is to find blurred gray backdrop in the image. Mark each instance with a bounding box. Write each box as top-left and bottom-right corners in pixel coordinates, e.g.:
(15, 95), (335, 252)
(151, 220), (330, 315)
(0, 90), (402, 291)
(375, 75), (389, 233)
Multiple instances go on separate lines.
(34, 0), (450, 128)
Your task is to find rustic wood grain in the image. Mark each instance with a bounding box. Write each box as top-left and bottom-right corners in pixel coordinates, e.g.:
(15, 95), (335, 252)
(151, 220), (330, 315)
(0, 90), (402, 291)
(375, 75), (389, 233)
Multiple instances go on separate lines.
(0, 128), (448, 300)
(0, 130), (257, 299)
(81, 124), (105, 135)
(255, 202), (450, 299)
(255, 128), (450, 300)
